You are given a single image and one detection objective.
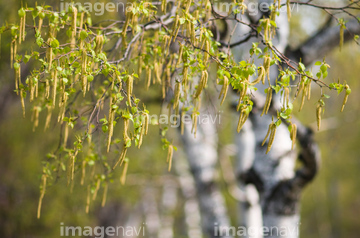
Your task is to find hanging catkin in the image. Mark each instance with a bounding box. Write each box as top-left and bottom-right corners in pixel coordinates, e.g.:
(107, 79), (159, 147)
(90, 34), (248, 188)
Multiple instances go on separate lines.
(127, 75), (133, 105)
(167, 145), (174, 171)
(37, 174), (47, 219)
(261, 87), (273, 116)
(194, 70), (208, 98)
(341, 84), (351, 112)
(219, 76), (229, 105)
(71, 6), (77, 48)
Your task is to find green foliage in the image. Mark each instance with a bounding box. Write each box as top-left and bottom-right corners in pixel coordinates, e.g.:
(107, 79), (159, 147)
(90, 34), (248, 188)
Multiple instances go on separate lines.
(3, 0), (351, 217)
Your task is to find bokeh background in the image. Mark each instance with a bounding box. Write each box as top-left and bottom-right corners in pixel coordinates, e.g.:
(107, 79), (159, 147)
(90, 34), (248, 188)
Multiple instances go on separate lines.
(0, 0), (359, 237)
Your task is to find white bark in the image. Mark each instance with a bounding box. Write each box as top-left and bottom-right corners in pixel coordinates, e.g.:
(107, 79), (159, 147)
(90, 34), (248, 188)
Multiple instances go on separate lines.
(230, 1), (302, 237)
(180, 118), (232, 238)
(158, 180), (178, 238)
(175, 151), (203, 238)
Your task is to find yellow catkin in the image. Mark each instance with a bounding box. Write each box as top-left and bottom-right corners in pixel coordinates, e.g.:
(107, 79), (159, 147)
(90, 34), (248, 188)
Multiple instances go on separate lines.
(101, 182), (108, 207)
(263, 56), (271, 84)
(172, 15), (180, 41)
(290, 123), (297, 150)
(32, 107), (39, 131)
(167, 145), (174, 171)
(71, 6), (77, 48)
(262, 122), (277, 154)
(81, 160), (86, 185)
(341, 84), (350, 112)
(190, 22), (195, 44)
(107, 112), (114, 152)
(185, 0), (192, 13)
(120, 159), (129, 185)
(107, 83), (114, 152)
(307, 82), (311, 100)
(64, 123), (69, 146)
(14, 64), (20, 95)
(173, 81), (181, 109)
(145, 66), (151, 89)
(249, 66), (265, 85)
(144, 113), (149, 135)
(138, 122), (145, 149)
(78, 12), (84, 37)
(176, 43), (184, 67)
(264, 19), (270, 42)
(44, 105), (52, 131)
(127, 75), (133, 105)
(267, 124), (277, 154)
(219, 76), (229, 105)
(52, 68), (58, 107)
(38, 17), (43, 34)
(194, 70), (208, 98)
(47, 40), (53, 70)
(270, 9), (276, 39)
(162, 35), (169, 54)
(92, 179), (101, 201)
(316, 104), (322, 131)
(113, 147), (127, 170)
(58, 80), (68, 123)
(22, 13), (26, 41)
(19, 17), (23, 44)
(45, 79), (50, 99)
(37, 174), (47, 219)
(182, 66), (189, 87)
(237, 108), (249, 133)
(81, 49), (87, 97)
(154, 62), (161, 83)
(287, 0), (291, 21)
(122, 10), (132, 47)
(69, 150), (78, 184)
(203, 40), (210, 64)
(262, 123), (272, 147)
(299, 80), (306, 111)
(237, 83), (248, 111)
(192, 111), (198, 137)
(261, 87), (272, 116)
(35, 77), (39, 98)
(161, 0), (167, 12)
(94, 35), (104, 55)
(85, 185), (91, 214)
(20, 87), (25, 118)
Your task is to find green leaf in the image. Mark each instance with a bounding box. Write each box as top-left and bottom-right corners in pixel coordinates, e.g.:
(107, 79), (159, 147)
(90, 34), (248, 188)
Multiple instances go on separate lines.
(36, 37), (44, 47)
(320, 64), (327, 73)
(18, 8), (26, 17)
(298, 62), (305, 72)
(125, 138), (132, 148)
(50, 38), (59, 48)
(13, 62), (20, 70)
(275, 120), (282, 126)
(322, 71), (328, 78)
(80, 30), (88, 40)
(87, 75), (94, 82)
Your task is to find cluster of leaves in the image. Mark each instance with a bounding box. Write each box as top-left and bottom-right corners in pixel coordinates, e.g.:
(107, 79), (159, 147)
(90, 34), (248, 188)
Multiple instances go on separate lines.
(2, 0), (352, 216)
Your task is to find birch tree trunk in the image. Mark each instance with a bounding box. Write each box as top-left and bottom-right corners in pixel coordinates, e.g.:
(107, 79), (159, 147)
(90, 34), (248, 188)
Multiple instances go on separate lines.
(180, 113), (231, 238)
(178, 0), (360, 237)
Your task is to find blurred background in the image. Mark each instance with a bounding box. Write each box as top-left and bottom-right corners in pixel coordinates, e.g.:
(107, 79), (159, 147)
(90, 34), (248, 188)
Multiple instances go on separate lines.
(0, 0), (359, 237)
